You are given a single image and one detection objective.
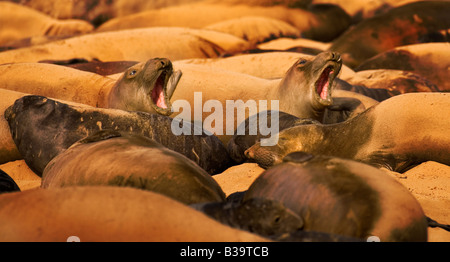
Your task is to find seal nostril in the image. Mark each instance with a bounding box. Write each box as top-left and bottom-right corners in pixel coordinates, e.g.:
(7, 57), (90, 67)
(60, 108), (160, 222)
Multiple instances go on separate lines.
(244, 149), (253, 159)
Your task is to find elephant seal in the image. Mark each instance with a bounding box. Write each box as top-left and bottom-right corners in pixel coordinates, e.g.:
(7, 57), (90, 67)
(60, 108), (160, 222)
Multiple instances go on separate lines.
(0, 89), (27, 164)
(0, 186), (269, 242)
(5, 95), (233, 175)
(191, 197), (362, 241)
(108, 58), (181, 115)
(242, 152), (428, 241)
(245, 93), (450, 172)
(341, 69), (440, 101)
(328, 1), (450, 68)
(0, 27), (250, 64)
(0, 169), (20, 193)
(175, 51), (356, 81)
(356, 43), (450, 91)
(227, 111), (320, 163)
(0, 58), (182, 116)
(0, 2), (93, 46)
(42, 130), (226, 205)
(96, 2), (351, 42)
(171, 52), (373, 145)
(204, 16), (300, 46)
(66, 60), (139, 76)
(191, 197), (304, 238)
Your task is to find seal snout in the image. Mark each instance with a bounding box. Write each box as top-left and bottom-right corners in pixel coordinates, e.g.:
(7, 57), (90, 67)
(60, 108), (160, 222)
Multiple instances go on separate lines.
(330, 52), (342, 63)
(245, 145), (278, 169)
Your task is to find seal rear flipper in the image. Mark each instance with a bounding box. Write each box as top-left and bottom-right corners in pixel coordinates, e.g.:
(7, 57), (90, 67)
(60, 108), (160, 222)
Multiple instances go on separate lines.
(426, 216), (450, 232)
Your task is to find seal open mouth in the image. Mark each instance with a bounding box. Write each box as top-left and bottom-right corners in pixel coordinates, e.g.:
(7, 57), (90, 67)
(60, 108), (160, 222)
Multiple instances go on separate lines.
(149, 68), (182, 115)
(316, 66), (334, 101)
(314, 57), (341, 107)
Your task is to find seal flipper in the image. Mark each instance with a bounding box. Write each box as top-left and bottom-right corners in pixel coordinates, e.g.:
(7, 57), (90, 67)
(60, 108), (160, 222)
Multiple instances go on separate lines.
(323, 97), (366, 124)
(0, 169), (20, 193)
(426, 216), (450, 232)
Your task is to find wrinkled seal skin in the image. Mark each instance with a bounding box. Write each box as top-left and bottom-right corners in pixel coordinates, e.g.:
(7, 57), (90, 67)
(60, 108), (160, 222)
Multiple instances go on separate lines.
(340, 70), (440, 102)
(243, 152), (428, 242)
(191, 192), (362, 242)
(328, 1), (450, 68)
(245, 93), (450, 173)
(191, 197), (303, 237)
(5, 95), (234, 176)
(355, 43), (450, 92)
(42, 130), (226, 205)
(0, 169), (20, 193)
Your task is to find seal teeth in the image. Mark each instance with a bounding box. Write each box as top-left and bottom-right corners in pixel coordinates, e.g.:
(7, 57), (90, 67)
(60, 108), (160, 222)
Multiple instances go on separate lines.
(167, 70), (182, 100)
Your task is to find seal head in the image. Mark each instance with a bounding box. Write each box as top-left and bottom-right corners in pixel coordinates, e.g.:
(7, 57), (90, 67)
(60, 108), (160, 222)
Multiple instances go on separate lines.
(278, 51), (342, 121)
(108, 58), (182, 115)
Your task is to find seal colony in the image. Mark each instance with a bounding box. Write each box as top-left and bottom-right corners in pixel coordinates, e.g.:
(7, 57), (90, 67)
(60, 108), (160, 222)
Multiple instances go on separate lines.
(1, 0), (450, 242)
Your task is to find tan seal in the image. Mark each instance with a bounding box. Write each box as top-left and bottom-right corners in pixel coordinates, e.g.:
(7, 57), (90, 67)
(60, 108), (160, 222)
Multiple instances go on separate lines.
(245, 93), (450, 173)
(0, 27), (251, 64)
(0, 2), (93, 47)
(0, 186), (269, 241)
(0, 58), (181, 115)
(42, 130), (226, 205)
(244, 152), (428, 241)
(171, 52), (374, 144)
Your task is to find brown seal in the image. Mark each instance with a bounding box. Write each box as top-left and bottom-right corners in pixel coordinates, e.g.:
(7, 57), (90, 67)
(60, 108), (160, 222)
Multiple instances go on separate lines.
(0, 186), (269, 241)
(243, 152), (428, 241)
(342, 69), (440, 101)
(42, 130), (226, 205)
(245, 93), (450, 173)
(355, 43), (450, 92)
(5, 95), (233, 175)
(0, 58), (181, 116)
(96, 2), (351, 42)
(0, 2), (93, 46)
(0, 27), (250, 64)
(171, 52), (371, 145)
(328, 1), (450, 68)
(108, 58), (181, 115)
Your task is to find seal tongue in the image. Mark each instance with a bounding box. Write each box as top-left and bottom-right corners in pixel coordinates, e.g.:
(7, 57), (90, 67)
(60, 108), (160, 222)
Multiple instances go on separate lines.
(151, 73), (168, 109)
(317, 67), (333, 100)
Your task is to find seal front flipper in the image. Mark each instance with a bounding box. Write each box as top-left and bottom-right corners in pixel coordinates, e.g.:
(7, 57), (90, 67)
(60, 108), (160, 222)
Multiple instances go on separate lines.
(322, 96), (367, 124)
